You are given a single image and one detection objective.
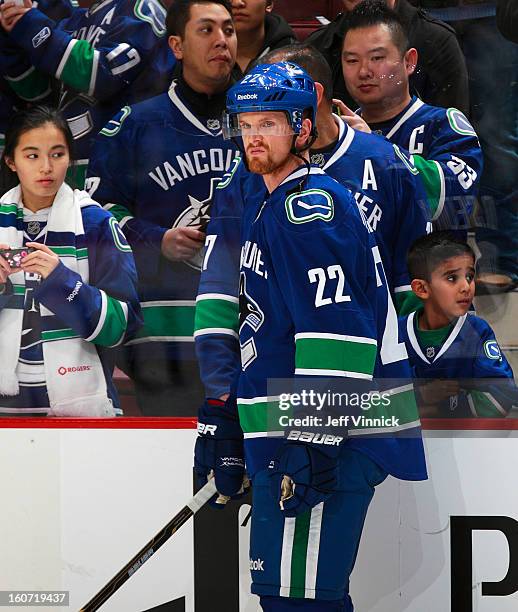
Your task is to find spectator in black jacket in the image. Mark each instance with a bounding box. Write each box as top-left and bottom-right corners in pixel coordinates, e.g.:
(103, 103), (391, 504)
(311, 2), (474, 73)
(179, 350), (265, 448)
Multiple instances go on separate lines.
(497, 0), (518, 42)
(306, 0), (469, 114)
(231, 0), (296, 73)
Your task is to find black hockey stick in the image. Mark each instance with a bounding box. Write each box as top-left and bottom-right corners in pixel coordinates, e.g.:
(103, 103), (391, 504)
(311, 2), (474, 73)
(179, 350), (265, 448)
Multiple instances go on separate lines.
(79, 478), (218, 612)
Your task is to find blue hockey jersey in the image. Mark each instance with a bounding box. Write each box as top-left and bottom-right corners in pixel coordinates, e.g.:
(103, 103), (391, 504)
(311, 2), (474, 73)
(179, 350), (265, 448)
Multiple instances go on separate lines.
(365, 96), (483, 230)
(400, 310), (518, 417)
(203, 164), (426, 480)
(0, 0), (75, 150)
(3, 0), (174, 177)
(0, 188), (142, 416)
(195, 120), (430, 398)
(86, 82), (238, 359)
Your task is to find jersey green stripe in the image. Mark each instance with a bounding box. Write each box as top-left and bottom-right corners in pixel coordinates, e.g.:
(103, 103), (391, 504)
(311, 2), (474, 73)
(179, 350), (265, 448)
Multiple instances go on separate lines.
(90, 296), (127, 346)
(290, 512), (311, 598)
(413, 155), (442, 217)
(66, 161), (88, 189)
(49, 246), (89, 258)
(105, 203), (134, 224)
(42, 328), (79, 342)
(60, 40), (95, 92)
(6, 69), (50, 101)
(350, 387), (420, 432)
(134, 304), (195, 340)
(469, 390), (505, 417)
(295, 337), (376, 376)
(238, 399), (282, 434)
(194, 298), (239, 334)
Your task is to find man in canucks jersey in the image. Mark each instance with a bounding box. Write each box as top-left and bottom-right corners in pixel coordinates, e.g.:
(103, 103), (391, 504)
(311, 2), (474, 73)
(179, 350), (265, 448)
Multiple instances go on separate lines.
(194, 44), (431, 399)
(0, 0), (174, 185)
(86, 0), (239, 415)
(400, 231), (518, 417)
(194, 61), (426, 611)
(341, 0), (482, 232)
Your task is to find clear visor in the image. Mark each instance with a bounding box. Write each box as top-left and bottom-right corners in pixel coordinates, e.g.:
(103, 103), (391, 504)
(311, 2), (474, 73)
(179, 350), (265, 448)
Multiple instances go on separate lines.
(222, 111), (297, 140)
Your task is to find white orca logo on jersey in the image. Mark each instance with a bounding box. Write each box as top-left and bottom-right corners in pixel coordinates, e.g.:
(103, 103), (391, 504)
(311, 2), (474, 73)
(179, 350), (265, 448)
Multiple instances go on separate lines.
(285, 189), (334, 224)
(172, 177), (220, 270)
(484, 340), (502, 360)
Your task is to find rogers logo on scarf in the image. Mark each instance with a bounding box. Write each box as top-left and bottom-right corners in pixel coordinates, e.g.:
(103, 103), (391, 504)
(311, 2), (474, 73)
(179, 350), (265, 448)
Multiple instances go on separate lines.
(58, 365), (93, 376)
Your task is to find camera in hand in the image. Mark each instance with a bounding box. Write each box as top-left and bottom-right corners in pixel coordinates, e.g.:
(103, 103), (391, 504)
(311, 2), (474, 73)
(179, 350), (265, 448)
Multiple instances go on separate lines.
(0, 247), (35, 268)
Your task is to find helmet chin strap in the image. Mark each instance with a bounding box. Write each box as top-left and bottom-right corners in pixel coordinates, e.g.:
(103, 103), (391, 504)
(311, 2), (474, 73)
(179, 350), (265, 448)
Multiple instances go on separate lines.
(290, 129), (318, 193)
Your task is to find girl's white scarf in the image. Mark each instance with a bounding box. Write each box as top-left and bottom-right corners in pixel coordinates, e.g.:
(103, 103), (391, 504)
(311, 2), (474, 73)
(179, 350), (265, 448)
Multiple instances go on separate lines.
(0, 184), (115, 417)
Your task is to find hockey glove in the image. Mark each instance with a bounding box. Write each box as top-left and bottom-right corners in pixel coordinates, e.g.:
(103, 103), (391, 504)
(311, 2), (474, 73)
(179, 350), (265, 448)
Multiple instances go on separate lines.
(269, 431), (344, 517)
(194, 397), (249, 508)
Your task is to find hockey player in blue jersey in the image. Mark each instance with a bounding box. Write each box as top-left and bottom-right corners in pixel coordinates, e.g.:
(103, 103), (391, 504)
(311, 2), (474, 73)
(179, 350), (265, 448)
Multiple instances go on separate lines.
(194, 43), (430, 400)
(340, 0), (483, 232)
(400, 231), (518, 417)
(0, 106), (142, 416)
(0, 0), (174, 185)
(194, 61), (426, 611)
(86, 0), (238, 415)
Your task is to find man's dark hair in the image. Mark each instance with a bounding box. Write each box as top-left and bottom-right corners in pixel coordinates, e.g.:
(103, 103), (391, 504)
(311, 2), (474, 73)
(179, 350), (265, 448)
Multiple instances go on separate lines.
(261, 44), (334, 102)
(344, 0), (410, 57)
(166, 0), (233, 38)
(407, 231), (476, 281)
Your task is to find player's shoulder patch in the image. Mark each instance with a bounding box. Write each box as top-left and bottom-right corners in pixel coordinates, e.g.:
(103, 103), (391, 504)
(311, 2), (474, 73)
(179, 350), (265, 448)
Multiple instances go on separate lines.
(446, 108), (477, 137)
(392, 144), (419, 175)
(217, 155), (242, 190)
(285, 188), (334, 224)
(133, 0), (167, 36)
(108, 215), (132, 252)
(100, 106), (132, 137)
(483, 339), (502, 361)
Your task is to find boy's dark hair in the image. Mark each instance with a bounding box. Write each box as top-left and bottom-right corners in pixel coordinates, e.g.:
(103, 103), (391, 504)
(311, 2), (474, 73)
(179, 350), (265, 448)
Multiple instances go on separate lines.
(407, 231), (476, 281)
(166, 0), (233, 38)
(344, 0), (410, 57)
(0, 105), (74, 194)
(261, 44), (334, 102)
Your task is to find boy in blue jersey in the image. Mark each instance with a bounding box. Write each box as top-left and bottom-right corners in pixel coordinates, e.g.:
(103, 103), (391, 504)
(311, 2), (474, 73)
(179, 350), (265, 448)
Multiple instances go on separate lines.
(195, 61), (426, 612)
(0, 0), (174, 184)
(400, 231), (518, 417)
(340, 0), (483, 232)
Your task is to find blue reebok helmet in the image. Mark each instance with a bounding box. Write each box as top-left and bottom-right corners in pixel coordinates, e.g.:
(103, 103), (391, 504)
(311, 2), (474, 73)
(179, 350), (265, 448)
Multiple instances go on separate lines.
(223, 61), (317, 141)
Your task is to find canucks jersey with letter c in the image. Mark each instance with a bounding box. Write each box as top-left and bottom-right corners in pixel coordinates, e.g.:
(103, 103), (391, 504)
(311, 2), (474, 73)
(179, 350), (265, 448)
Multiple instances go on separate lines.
(365, 96), (483, 231)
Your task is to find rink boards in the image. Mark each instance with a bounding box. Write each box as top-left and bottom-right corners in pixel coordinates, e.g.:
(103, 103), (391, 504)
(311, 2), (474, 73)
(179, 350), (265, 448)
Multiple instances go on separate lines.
(1, 419), (518, 612)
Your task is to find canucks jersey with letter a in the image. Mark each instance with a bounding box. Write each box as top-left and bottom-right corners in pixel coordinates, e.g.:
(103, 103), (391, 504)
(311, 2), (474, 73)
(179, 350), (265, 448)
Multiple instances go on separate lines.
(400, 311), (518, 417)
(86, 81), (238, 359)
(0, 197), (142, 416)
(366, 96), (483, 231)
(313, 116), (430, 305)
(233, 165), (426, 480)
(3, 0), (174, 174)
